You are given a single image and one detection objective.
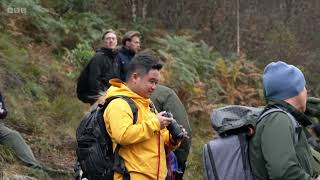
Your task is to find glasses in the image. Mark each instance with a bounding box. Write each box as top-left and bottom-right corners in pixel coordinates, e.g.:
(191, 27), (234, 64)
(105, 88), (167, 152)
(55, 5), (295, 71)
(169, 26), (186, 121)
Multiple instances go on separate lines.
(105, 37), (116, 41)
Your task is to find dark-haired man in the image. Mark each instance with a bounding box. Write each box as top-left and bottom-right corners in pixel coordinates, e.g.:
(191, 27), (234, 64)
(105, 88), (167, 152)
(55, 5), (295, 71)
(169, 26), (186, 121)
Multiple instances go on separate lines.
(104, 53), (184, 179)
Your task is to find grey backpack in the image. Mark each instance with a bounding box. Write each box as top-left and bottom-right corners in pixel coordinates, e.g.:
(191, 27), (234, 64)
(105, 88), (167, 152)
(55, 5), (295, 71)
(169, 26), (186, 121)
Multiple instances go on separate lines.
(203, 105), (298, 180)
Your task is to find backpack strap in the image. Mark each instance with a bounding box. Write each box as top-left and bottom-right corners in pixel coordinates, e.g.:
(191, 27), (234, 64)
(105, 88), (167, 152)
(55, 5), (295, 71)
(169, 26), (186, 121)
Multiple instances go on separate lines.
(205, 143), (220, 180)
(99, 95), (138, 180)
(257, 107), (300, 145)
(97, 95), (138, 143)
(238, 134), (249, 171)
(96, 95), (138, 149)
(101, 95), (138, 123)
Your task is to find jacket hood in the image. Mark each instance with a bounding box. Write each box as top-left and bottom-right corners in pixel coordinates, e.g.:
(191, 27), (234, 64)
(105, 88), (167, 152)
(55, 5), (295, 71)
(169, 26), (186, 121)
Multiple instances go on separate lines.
(268, 99), (312, 127)
(119, 47), (135, 57)
(105, 79), (151, 107)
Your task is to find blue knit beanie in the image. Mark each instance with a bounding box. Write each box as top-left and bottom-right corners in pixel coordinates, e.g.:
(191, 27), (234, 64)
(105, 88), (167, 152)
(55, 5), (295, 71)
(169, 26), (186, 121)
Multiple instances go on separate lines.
(263, 61), (305, 100)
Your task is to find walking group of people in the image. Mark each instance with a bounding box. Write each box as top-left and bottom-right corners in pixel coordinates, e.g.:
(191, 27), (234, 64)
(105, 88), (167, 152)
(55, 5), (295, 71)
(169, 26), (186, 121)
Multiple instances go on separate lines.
(2, 28), (320, 180)
(76, 29), (320, 180)
(75, 30), (192, 180)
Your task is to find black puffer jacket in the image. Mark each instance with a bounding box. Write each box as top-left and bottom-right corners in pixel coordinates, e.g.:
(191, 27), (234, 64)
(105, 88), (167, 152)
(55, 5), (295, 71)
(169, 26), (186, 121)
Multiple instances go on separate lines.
(77, 48), (119, 104)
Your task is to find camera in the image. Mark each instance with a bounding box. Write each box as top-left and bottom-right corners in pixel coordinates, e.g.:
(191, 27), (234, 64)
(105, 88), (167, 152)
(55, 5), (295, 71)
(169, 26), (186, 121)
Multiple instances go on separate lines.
(163, 112), (185, 141)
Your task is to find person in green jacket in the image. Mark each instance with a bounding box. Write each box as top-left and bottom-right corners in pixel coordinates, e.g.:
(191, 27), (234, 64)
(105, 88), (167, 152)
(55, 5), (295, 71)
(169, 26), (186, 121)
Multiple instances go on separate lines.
(0, 91), (41, 168)
(305, 97), (320, 152)
(0, 91), (64, 176)
(304, 97), (320, 175)
(306, 97), (320, 124)
(151, 85), (192, 180)
(249, 61), (320, 180)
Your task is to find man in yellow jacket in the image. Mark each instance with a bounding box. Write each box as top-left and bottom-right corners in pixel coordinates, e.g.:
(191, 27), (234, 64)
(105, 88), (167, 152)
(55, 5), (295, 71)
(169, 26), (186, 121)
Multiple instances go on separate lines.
(103, 53), (176, 180)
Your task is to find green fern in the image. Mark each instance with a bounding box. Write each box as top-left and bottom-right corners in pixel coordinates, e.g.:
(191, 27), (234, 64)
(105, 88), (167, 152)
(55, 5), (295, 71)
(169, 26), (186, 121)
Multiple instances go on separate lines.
(70, 41), (94, 69)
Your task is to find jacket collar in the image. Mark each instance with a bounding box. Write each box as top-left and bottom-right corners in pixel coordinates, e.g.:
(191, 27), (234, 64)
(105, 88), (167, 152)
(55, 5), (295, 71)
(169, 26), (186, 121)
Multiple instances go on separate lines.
(267, 99), (312, 126)
(119, 47), (135, 57)
(96, 47), (117, 58)
(105, 79), (151, 108)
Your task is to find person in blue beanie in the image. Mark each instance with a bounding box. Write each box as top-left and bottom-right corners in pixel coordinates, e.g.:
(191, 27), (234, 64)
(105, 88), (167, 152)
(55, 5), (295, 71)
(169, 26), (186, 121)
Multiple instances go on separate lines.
(249, 61), (320, 180)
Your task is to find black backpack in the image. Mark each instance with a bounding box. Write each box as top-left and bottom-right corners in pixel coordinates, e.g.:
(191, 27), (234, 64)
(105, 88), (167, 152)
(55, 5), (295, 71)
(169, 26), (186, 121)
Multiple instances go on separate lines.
(76, 52), (102, 105)
(76, 62), (98, 104)
(76, 51), (118, 105)
(76, 65), (93, 104)
(76, 95), (138, 180)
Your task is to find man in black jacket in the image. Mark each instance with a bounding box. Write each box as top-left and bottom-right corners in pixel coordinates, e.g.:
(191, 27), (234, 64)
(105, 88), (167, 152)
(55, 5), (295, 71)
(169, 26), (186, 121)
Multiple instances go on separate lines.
(116, 31), (141, 81)
(77, 29), (119, 105)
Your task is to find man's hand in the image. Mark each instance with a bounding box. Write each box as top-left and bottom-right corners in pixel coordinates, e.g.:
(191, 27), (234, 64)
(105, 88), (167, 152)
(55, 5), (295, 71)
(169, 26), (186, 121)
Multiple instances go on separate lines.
(156, 111), (173, 129)
(316, 175), (320, 180)
(180, 125), (190, 139)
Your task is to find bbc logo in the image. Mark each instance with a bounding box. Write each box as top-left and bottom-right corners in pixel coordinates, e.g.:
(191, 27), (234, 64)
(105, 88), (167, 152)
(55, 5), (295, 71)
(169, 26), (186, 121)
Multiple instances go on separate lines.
(7, 7), (27, 14)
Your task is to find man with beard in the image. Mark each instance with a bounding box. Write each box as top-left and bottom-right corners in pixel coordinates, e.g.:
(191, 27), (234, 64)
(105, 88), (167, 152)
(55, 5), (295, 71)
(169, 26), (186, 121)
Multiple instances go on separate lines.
(116, 31), (141, 82)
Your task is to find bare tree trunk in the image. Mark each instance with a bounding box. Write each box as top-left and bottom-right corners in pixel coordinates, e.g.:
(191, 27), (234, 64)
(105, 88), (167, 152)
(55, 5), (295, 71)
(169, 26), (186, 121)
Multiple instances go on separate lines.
(131, 0), (137, 22)
(142, 0), (148, 21)
(237, 0), (240, 56)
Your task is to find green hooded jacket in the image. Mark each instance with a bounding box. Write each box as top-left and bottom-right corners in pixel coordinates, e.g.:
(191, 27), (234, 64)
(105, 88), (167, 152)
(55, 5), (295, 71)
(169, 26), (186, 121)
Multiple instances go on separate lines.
(249, 100), (317, 180)
(151, 85), (192, 171)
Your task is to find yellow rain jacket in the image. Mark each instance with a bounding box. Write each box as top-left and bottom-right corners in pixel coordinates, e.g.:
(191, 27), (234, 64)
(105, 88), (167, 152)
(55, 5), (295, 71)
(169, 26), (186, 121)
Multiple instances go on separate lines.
(103, 79), (170, 180)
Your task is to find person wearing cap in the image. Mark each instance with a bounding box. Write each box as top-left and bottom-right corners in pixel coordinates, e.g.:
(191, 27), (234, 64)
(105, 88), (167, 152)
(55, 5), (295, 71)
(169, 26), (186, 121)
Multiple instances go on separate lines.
(116, 31), (141, 81)
(249, 61), (320, 180)
(76, 29), (119, 105)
